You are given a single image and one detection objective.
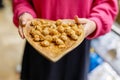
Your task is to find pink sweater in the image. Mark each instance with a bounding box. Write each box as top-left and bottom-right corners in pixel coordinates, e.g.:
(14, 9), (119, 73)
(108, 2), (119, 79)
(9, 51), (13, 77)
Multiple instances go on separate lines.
(13, 0), (118, 39)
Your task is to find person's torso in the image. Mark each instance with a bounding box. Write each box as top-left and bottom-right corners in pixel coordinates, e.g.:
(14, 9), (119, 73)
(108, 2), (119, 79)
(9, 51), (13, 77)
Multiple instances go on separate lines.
(32, 0), (93, 20)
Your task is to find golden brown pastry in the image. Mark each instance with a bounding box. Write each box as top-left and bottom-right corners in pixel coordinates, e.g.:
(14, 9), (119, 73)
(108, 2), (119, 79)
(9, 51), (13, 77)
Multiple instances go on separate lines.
(29, 19), (83, 47)
(55, 38), (64, 45)
(49, 28), (59, 35)
(56, 19), (62, 26)
(33, 35), (40, 42)
(57, 25), (65, 33)
(42, 28), (50, 35)
(60, 33), (68, 41)
(40, 40), (50, 47)
(70, 34), (78, 40)
(45, 35), (53, 42)
(24, 19), (84, 62)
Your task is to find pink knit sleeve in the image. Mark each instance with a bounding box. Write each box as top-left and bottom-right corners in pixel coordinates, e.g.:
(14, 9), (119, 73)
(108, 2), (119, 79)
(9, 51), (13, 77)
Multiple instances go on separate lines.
(13, 0), (37, 27)
(87, 0), (119, 39)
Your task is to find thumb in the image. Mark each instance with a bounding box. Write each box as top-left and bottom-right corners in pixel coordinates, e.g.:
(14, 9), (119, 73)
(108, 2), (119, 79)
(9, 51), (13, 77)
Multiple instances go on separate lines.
(21, 20), (26, 26)
(20, 19), (27, 27)
(19, 13), (33, 27)
(77, 18), (88, 24)
(74, 15), (88, 24)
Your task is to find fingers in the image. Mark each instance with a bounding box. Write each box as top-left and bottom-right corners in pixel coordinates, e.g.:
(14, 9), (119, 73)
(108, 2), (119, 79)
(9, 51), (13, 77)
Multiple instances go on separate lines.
(18, 25), (25, 39)
(18, 13), (33, 39)
(19, 19), (27, 27)
(19, 13), (33, 26)
(84, 23), (91, 37)
(21, 19), (27, 26)
(74, 15), (96, 37)
(84, 20), (96, 37)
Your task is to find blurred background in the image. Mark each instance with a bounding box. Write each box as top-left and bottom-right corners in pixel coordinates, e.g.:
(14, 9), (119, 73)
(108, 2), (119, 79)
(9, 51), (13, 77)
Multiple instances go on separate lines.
(0, 0), (25, 80)
(0, 0), (120, 80)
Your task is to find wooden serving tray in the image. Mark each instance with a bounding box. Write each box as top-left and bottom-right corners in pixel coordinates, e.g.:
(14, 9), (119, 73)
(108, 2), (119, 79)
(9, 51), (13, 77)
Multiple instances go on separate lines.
(23, 19), (85, 62)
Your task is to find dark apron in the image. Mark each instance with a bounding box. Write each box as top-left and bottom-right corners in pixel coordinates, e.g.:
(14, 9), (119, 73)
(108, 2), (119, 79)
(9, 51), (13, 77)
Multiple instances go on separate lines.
(21, 39), (90, 80)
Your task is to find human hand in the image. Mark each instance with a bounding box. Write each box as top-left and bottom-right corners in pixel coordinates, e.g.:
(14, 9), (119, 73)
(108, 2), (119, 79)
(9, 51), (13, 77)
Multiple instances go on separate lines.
(74, 16), (96, 37)
(18, 13), (33, 39)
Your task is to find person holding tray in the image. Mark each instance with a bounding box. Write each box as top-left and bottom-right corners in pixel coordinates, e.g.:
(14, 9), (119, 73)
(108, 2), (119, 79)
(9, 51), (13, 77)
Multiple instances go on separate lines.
(13, 0), (118, 80)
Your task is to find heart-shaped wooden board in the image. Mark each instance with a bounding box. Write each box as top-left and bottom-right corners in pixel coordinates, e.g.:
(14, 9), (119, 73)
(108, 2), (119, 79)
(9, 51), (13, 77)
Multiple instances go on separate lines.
(23, 19), (85, 62)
